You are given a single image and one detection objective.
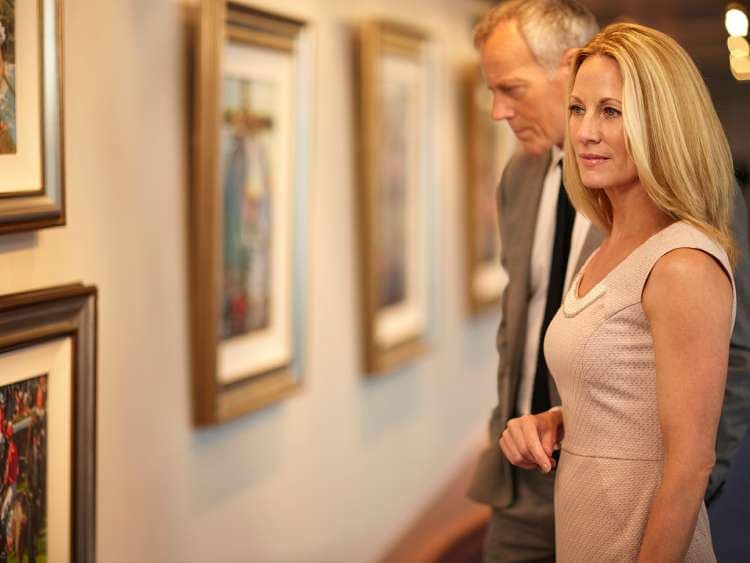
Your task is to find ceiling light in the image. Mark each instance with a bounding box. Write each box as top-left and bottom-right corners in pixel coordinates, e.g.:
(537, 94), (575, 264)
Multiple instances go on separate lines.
(726, 4), (749, 37)
(728, 35), (750, 56)
(730, 53), (750, 79)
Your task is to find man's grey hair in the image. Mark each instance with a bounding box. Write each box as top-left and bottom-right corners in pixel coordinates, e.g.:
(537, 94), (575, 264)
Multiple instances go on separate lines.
(474, 0), (599, 71)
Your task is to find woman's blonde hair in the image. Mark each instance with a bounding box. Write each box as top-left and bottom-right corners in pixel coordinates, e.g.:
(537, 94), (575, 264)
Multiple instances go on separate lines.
(563, 22), (737, 265)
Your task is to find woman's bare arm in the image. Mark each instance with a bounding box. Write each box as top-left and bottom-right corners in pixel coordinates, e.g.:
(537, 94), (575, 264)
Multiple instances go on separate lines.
(638, 248), (733, 562)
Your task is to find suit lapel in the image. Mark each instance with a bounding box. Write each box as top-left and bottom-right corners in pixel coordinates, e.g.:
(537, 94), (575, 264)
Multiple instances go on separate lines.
(501, 150), (552, 421)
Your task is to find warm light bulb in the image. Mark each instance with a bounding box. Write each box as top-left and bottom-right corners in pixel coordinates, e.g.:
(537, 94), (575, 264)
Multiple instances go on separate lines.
(728, 35), (750, 56)
(726, 7), (749, 37)
(730, 53), (750, 80)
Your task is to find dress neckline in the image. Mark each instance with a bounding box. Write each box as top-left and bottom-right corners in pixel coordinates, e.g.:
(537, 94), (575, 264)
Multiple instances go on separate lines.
(564, 221), (681, 316)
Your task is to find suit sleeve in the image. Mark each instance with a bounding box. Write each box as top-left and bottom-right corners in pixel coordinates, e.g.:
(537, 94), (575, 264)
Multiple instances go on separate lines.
(494, 163), (511, 362)
(707, 181), (750, 503)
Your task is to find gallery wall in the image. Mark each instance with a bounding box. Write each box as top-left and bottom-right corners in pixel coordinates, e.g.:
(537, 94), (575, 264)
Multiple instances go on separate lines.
(0, 0), (500, 561)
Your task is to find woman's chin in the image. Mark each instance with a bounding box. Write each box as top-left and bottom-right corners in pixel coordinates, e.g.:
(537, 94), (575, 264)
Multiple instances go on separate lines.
(581, 179), (608, 191)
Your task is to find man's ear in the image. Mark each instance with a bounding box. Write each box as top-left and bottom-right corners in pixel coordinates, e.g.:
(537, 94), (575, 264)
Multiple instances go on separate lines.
(560, 47), (579, 73)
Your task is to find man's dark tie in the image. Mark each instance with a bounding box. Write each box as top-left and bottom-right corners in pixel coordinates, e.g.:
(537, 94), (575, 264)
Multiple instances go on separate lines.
(531, 164), (575, 414)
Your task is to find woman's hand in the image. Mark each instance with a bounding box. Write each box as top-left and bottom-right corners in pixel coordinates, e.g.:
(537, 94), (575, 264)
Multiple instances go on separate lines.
(499, 408), (564, 474)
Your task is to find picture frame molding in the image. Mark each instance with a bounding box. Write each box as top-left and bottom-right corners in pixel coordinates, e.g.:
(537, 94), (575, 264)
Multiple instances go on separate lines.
(0, 0), (66, 233)
(463, 63), (511, 316)
(0, 282), (97, 563)
(191, 1), (310, 425)
(356, 20), (431, 375)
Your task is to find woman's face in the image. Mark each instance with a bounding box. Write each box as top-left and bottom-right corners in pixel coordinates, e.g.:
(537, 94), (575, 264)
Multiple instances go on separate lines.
(568, 55), (639, 191)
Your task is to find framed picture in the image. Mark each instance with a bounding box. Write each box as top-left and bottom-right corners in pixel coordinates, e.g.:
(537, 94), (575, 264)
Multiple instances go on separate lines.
(0, 283), (96, 562)
(357, 21), (433, 375)
(191, 2), (311, 425)
(0, 0), (65, 234)
(464, 65), (515, 315)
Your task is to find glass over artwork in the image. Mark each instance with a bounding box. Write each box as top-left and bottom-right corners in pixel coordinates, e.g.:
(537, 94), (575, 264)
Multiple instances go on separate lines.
(220, 77), (276, 341)
(474, 113), (502, 264)
(0, 0), (16, 155)
(377, 79), (410, 309)
(0, 374), (47, 562)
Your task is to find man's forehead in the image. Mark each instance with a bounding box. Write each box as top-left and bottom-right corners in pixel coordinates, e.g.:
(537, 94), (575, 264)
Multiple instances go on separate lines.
(480, 21), (539, 80)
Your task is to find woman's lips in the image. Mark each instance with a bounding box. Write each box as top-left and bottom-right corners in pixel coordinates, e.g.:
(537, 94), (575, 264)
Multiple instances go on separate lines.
(578, 154), (610, 167)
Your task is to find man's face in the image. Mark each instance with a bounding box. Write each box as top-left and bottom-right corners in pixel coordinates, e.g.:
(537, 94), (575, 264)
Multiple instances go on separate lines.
(479, 20), (569, 155)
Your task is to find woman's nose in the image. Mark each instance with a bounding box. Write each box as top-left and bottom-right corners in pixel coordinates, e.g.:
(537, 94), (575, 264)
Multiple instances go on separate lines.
(577, 113), (601, 144)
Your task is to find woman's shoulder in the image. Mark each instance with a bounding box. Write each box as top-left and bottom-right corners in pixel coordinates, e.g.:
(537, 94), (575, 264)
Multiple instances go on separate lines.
(639, 220), (726, 268)
(649, 245), (728, 286)
(650, 221), (732, 288)
(644, 244), (733, 318)
(607, 221), (734, 313)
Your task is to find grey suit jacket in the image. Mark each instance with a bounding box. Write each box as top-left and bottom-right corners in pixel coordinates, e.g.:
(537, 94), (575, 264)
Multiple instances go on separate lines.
(467, 148), (750, 508)
(467, 149), (602, 508)
(709, 183), (750, 501)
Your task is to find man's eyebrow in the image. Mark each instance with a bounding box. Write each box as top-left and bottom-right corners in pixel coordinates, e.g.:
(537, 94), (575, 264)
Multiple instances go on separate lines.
(490, 77), (527, 88)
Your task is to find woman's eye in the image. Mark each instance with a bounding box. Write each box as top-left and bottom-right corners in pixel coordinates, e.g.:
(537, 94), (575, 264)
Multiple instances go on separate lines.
(569, 104), (584, 115)
(603, 107), (621, 117)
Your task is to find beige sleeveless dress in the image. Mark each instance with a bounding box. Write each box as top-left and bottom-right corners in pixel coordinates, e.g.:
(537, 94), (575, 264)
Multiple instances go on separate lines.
(544, 221), (735, 562)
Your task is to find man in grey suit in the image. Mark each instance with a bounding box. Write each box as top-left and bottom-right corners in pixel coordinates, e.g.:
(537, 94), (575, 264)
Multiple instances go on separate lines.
(466, 1), (750, 561)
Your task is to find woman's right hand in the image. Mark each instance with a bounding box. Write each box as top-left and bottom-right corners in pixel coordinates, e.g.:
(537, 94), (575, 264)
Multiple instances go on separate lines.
(499, 408), (564, 474)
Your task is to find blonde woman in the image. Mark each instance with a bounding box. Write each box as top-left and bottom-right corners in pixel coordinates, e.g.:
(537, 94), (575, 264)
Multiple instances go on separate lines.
(499, 23), (736, 561)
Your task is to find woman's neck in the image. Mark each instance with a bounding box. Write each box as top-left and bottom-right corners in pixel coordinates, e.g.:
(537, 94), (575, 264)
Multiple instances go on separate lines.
(604, 181), (672, 244)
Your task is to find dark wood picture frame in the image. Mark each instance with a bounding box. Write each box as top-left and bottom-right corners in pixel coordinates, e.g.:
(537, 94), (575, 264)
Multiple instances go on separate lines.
(0, 0), (66, 234)
(0, 283), (97, 562)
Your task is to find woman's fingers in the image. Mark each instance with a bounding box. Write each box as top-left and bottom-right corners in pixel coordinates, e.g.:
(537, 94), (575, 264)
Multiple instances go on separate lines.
(499, 428), (536, 469)
(521, 420), (553, 473)
(501, 415), (554, 472)
(506, 419), (537, 464)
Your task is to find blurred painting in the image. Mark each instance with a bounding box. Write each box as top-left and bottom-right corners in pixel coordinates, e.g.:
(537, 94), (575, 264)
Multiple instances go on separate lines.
(465, 67), (514, 313)
(474, 110), (502, 264)
(0, 0), (15, 154)
(220, 77), (275, 341)
(360, 27), (430, 371)
(193, 3), (306, 420)
(0, 374), (47, 562)
(377, 80), (410, 308)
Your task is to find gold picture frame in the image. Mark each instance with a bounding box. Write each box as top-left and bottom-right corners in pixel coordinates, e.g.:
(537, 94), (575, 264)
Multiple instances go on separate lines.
(191, 1), (310, 425)
(357, 21), (432, 375)
(0, 0), (65, 233)
(464, 64), (514, 315)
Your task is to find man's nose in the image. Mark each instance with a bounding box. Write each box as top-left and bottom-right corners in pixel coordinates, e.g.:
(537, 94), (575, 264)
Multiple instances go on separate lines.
(491, 94), (514, 121)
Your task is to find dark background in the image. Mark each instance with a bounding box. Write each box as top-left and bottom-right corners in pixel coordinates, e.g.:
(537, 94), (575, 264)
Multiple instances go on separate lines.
(582, 1), (750, 187)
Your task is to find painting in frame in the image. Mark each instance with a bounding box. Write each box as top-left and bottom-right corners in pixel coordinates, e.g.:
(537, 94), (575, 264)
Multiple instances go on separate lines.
(191, 1), (311, 425)
(357, 21), (432, 375)
(0, 0), (65, 234)
(464, 64), (515, 315)
(0, 283), (97, 562)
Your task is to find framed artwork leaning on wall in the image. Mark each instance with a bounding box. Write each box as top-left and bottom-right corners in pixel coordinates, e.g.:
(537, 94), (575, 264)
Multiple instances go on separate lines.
(463, 64), (514, 316)
(0, 283), (97, 562)
(357, 20), (435, 375)
(191, 1), (311, 425)
(0, 0), (65, 233)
